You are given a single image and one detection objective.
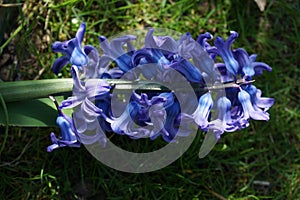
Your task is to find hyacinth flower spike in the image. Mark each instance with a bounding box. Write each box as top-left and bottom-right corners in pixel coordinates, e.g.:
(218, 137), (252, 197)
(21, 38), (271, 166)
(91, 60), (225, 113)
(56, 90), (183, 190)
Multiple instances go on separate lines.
(51, 23), (88, 74)
(47, 96), (80, 152)
(47, 24), (274, 159)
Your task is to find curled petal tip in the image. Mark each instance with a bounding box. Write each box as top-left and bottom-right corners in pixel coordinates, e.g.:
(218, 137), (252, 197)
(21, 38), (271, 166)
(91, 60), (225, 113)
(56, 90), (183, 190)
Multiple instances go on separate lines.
(229, 31), (238, 38)
(204, 32), (213, 39)
(76, 23), (86, 42)
(79, 22), (86, 29)
(214, 36), (224, 44)
(47, 144), (57, 152)
(98, 36), (107, 42)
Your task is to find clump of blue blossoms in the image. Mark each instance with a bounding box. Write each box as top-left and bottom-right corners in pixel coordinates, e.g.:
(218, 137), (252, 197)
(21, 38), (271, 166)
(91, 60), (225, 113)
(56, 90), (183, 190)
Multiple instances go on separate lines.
(47, 23), (274, 153)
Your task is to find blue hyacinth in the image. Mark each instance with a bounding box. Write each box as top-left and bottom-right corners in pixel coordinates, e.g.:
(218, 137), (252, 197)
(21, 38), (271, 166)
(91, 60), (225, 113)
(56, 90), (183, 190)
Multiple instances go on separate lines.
(48, 22), (274, 152)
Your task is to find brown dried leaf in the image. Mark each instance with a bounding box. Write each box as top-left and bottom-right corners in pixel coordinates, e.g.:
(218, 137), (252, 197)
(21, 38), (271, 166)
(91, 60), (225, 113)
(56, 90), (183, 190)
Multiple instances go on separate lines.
(254, 0), (267, 12)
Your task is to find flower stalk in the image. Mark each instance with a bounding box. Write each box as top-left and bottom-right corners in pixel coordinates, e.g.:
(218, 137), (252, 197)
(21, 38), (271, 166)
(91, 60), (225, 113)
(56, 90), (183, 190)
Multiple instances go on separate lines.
(0, 77), (256, 103)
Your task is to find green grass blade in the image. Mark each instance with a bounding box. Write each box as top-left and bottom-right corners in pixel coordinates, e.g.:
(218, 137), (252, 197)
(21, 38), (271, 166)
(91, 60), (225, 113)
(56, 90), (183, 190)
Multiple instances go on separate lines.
(0, 93), (9, 157)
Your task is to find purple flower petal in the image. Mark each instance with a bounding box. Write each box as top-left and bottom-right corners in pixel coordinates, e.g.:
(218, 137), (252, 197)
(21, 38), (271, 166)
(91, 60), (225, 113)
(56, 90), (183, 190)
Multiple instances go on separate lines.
(60, 66), (111, 109)
(73, 98), (107, 147)
(150, 101), (181, 142)
(215, 63), (234, 83)
(153, 35), (177, 53)
(238, 89), (270, 121)
(47, 115), (80, 152)
(255, 89), (274, 109)
(214, 31), (239, 75)
(51, 56), (70, 75)
(69, 39), (89, 67)
(76, 23), (86, 43)
(252, 61), (272, 75)
(145, 29), (158, 49)
(192, 92), (214, 129)
(208, 96), (236, 139)
(83, 45), (100, 78)
(51, 23), (89, 72)
(196, 32), (213, 49)
(244, 85), (274, 110)
(98, 55), (113, 76)
(104, 67), (124, 79)
(110, 35), (136, 55)
(177, 32), (217, 80)
(110, 101), (139, 135)
(168, 58), (203, 83)
(149, 103), (167, 138)
(233, 48), (255, 77)
(98, 35), (136, 72)
(52, 41), (70, 55)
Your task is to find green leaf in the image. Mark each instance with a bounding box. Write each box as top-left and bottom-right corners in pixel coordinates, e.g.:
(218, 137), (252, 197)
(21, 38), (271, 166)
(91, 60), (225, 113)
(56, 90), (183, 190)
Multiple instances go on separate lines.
(0, 93), (9, 155)
(198, 131), (218, 158)
(0, 96), (72, 127)
(0, 79), (73, 103)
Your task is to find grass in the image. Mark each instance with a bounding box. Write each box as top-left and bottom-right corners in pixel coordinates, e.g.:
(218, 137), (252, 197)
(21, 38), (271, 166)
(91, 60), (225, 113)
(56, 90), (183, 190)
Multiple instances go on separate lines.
(0, 0), (299, 199)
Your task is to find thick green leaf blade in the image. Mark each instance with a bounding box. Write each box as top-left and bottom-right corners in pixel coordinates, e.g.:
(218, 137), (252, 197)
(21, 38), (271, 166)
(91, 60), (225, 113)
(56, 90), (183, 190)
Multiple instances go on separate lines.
(0, 96), (72, 127)
(0, 79), (73, 102)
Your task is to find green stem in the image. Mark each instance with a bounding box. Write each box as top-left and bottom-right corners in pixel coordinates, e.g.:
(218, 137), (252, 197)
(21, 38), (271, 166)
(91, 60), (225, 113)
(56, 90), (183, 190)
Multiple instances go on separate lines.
(0, 78), (253, 103)
(0, 22), (23, 55)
